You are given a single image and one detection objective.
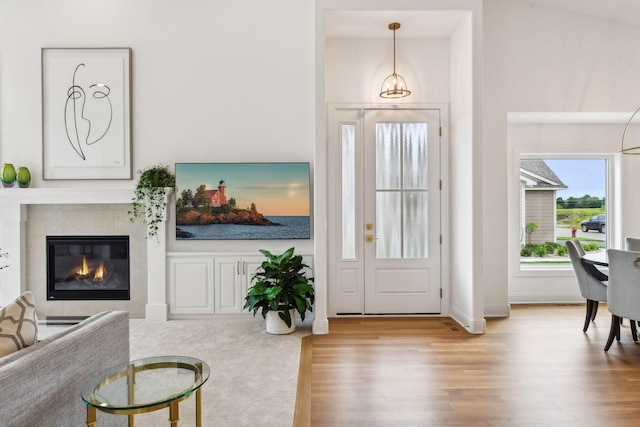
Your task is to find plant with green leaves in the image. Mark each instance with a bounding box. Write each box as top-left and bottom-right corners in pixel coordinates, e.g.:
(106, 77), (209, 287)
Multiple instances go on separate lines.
(244, 247), (315, 328)
(524, 221), (538, 244)
(129, 164), (176, 239)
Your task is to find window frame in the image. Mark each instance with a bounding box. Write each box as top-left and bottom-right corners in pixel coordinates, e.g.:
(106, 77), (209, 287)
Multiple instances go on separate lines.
(514, 153), (617, 276)
(517, 153), (615, 272)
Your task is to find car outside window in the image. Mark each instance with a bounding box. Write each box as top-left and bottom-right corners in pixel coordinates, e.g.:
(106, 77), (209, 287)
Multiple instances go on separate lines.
(581, 214), (605, 233)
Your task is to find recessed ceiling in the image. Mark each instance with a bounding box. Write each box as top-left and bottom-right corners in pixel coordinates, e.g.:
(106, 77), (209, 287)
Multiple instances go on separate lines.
(325, 11), (470, 38)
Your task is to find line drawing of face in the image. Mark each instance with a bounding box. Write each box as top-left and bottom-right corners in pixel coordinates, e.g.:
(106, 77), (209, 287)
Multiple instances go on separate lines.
(64, 63), (113, 160)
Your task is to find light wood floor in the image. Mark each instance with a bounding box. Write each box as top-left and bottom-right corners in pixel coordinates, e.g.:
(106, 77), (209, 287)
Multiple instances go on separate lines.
(294, 304), (640, 426)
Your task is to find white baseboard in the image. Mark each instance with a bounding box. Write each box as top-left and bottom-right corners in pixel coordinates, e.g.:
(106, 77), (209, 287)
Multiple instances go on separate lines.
(312, 318), (329, 334)
(485, 304), (511, 318)
(145, 304), (168, 321)
(508, 293), (583, 304)
(450, 305), (486, 334)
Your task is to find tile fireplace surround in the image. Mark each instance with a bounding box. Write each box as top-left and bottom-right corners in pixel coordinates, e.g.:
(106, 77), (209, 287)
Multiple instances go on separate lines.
(0, 188), (170, 320)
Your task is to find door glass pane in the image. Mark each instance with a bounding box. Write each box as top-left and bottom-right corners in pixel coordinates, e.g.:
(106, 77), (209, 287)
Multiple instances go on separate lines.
(375, 120), (429, 260)
(376, 192), (401, 258)
(376, 123), (401, 189)
(403, 123), (428, 189)
(341, 124), (356, 260)
(404, 192), (428, 258)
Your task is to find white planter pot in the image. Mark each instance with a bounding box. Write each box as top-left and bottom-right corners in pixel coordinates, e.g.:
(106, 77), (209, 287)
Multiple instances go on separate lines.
(265, 309), (296, 335)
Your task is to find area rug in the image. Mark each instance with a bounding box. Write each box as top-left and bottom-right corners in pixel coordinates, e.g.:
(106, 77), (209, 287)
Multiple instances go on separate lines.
(129, 316), (311, 426)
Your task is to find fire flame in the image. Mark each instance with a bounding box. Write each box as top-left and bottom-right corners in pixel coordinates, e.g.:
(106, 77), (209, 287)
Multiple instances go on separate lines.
(76, 256), (107, 282)
(77, 256), (89, 276)
(93, 263), (105, 281)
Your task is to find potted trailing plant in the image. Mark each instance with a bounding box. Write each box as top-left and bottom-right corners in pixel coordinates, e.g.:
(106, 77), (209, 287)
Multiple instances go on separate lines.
(129, 164), (176, 239)
(244, 247), (314, 334)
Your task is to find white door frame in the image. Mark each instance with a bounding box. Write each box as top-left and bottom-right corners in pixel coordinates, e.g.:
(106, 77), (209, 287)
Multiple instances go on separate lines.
(327, 103), (451, 317)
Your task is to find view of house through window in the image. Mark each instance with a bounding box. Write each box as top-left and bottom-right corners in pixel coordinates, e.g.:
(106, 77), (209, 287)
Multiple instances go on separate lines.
(520, 158), (607, 267)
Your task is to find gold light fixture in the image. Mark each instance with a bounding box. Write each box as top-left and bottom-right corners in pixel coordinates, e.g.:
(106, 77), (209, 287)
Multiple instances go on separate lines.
(621, 106), (640, 155)
(380, 22), (411, 99)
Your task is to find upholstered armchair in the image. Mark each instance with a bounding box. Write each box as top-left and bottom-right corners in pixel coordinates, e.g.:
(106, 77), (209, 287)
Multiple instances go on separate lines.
(566, 239), (608, 332)
(604, 249), (640, 352)
(625, 237), (640, 251)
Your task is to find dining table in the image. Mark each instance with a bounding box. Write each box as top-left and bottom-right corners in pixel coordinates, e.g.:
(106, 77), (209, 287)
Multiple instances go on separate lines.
(581, 251), (608, 267)
(581, 251), (610, 283)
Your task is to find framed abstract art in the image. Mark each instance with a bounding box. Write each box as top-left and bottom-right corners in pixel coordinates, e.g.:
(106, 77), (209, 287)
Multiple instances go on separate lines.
(41, 48), (132, 179)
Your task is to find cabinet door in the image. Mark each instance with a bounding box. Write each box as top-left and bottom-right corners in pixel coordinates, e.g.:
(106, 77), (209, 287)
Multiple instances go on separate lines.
(214, 257), (245, 313)
(215, 256), (264, 314)
(169, 257), (214, 314)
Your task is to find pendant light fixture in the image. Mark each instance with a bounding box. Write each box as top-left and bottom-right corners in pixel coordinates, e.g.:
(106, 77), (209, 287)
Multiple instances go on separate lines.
(380, 22), (411, 99)
(621, 106), (640, 154)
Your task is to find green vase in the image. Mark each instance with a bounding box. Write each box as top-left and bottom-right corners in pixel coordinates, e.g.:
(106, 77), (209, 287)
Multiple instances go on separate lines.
(17, 167), (31, 188)
(1, 163), (16, 188)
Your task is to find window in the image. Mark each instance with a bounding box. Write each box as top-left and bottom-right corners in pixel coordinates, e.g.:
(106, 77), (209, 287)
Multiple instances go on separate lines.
(519, 157), (607, 268)
(341, 124), (356, 259)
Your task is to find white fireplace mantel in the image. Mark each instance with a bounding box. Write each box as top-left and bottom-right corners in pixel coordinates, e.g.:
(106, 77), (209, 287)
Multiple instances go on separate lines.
(0, 188), (170, 320)
(0, 188), (135, 206)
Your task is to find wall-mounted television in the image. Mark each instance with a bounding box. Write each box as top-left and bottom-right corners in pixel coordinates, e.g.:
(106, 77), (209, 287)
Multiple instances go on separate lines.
(175, 162), (311, 240)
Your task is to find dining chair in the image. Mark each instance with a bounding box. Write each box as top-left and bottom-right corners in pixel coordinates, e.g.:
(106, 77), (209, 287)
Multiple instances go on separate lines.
(625, 237), (640, 251)
(566, 239), (608, 332)
(604, 249), (640, 352)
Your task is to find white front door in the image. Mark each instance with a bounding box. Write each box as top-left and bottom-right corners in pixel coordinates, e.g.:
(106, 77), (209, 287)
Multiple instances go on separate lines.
(328, 108), (442, 315)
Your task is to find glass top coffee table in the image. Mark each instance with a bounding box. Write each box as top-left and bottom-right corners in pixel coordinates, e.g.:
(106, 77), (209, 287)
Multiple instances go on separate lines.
(81, 355), (210, 427)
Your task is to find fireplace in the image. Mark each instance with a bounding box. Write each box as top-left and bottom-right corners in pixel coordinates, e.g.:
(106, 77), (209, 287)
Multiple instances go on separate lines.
(46, 236), (130, 300)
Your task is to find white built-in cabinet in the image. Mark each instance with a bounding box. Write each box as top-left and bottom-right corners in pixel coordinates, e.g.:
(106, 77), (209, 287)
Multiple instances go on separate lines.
(167, 253), (264, 315)
(168, 256), (215, 314)
(213, 256), (263, 314)
(168, 252), (313, 316)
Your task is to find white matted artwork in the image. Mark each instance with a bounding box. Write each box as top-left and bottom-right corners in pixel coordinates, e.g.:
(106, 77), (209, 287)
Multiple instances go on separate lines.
(42, 48), (132, 180)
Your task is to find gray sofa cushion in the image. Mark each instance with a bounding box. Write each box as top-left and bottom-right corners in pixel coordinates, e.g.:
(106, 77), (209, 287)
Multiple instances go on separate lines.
(0, 310), (129, 427)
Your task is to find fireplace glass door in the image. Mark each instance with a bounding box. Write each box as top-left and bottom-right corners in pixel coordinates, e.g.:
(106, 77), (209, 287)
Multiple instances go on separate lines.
(46, 236), (130, 300)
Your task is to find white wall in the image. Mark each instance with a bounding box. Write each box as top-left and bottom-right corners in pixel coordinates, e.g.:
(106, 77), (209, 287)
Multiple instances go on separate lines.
(0, 1), (315, 245)
(6, 0), (639, 327)
(483, 0), (640, 307)
(507, 117), (630, 302)
(320, 0), (484, 332)
(2, 0), (486, 331)
(0, 0), (314, 186)
(450, 13), (486, 330)
(325, 37), (451, 104)
(0, 0), (317, 321)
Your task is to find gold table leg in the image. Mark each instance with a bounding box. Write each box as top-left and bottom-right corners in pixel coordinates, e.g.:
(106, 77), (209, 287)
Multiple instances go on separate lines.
(196, 388), (202, 427)
(86, 406), (97, 427)
(196, 361), (203, 427)
(169, 400), (180, 426)
(128, 363), (135, 427)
